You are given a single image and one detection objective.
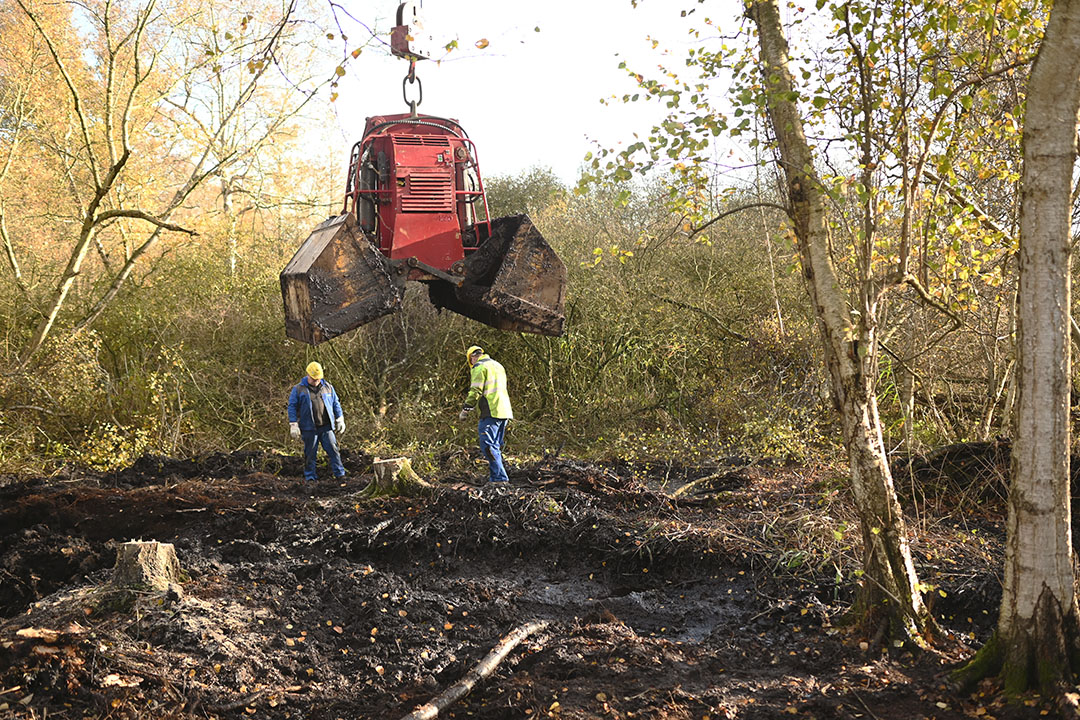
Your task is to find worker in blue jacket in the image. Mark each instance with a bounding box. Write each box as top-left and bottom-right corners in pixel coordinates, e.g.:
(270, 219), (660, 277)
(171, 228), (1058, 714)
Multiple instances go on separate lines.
(287, 362), (346, 482)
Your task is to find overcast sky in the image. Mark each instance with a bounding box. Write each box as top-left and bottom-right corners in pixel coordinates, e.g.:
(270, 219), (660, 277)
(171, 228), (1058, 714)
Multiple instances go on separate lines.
(325, 0), (742, 184)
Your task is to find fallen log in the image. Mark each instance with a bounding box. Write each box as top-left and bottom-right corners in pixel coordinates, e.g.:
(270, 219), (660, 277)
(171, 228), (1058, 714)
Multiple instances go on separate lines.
(672, 471), (726, 498)
(399, 620), (550, 720)
(672, 468), (750, 498)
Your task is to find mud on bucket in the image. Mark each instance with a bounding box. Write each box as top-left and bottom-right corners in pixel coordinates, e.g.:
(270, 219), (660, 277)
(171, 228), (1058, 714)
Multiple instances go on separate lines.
(280, 212), (406, 345)
(430, 214), (567, 336)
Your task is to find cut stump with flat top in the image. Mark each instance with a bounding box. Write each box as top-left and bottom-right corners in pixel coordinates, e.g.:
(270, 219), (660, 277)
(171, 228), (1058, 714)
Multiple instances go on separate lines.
(111, 541), (182, 590)
(363, 456), (434, 497)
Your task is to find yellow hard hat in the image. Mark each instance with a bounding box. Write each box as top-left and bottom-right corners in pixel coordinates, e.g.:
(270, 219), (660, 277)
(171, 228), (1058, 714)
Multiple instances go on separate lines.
(306, 361), (324, 380)
(466, 345), (483, 362)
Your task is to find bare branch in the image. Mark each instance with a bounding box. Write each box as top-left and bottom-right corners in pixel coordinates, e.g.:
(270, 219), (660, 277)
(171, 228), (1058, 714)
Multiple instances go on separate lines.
(645, 291), (752, 343)
(687, 201), (791, 240)
(400, 621), (550, 720)
(72, 226), (164, 334)
(922, 169), (1010, 237)
(94, 209), (197, 235)
(899, 273), (963, 335)
(14, 0), (102, 189)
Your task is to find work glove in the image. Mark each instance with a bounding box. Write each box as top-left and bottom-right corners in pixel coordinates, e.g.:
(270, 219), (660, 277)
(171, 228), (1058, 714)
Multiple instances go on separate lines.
(458, 408), (471, 422)
(289, 422), (300, 439)
(336, 416), (346, 434)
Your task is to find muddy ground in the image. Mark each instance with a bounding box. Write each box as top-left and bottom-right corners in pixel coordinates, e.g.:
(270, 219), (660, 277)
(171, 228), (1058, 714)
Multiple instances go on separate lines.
(0, 447), (1046, 719)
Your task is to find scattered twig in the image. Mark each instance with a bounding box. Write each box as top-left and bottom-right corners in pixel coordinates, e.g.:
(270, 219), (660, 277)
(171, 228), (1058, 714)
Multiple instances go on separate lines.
(852, 690), (882, 720)
(399, 620), (550, 720)
(207, 688), (270, 713)
(672, 471), (726, 497)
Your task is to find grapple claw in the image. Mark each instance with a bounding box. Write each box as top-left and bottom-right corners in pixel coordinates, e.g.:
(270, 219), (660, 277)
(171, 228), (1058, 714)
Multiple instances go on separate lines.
(281, 113), (567, 343)
(428, 214), (566, 336)
(281, 213), (406, 345)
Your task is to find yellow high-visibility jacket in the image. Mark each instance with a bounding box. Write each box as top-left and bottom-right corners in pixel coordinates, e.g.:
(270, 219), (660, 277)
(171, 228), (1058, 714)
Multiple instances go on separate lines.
(465, 355), (513, 419)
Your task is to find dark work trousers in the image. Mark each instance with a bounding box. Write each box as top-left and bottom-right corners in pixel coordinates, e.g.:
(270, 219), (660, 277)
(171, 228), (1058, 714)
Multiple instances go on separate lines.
(301, 426), (344, 481)
(477, 418), (509, 483)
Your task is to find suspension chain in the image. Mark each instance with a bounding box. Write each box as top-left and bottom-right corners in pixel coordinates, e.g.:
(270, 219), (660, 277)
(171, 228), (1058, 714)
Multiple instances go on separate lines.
(402, 60), (423, 116)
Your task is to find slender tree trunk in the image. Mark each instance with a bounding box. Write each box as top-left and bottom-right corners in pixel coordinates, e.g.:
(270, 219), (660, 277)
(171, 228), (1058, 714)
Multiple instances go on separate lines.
(995, 286), (1020, 437)
(975, 347), (1010, 442)
(748, 0), (934, 646)
(222, 175), (239, 275)
(0, 85), (29, 296)
(759, 210), (786, 338)
(21, 217), (103, 363)
(954, 0), (1080, 702)
(896, 321), (921, 528)
(897, 320), (918, 453)
(755, 114), (786, 338)
(0, 206), (27, 294)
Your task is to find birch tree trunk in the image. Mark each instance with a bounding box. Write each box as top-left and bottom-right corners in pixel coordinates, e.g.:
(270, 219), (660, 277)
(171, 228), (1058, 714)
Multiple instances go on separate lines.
(748, 0), (934, 646)
(953, 0), (1080, 700)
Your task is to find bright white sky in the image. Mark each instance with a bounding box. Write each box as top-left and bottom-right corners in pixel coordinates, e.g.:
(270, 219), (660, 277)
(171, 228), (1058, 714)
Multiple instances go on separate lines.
(326, 0), (743, 184)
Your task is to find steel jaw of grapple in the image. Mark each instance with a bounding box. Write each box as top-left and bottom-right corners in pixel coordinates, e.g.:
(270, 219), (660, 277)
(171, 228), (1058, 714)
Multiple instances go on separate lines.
(428, 214), (567, 336)
(281, 212), (406, 345)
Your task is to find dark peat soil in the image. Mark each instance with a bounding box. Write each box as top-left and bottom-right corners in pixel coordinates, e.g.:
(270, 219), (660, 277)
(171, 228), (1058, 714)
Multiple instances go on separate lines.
(0, 450), (1042, 719)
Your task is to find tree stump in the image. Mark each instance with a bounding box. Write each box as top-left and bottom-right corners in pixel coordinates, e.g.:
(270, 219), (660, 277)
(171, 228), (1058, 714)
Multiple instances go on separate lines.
(362, 457), (434, 497)
(110, 541), (182, 591)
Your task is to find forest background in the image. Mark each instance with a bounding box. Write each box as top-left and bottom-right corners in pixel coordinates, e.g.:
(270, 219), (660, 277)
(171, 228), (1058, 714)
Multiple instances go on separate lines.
(0, 0), (1042, 483)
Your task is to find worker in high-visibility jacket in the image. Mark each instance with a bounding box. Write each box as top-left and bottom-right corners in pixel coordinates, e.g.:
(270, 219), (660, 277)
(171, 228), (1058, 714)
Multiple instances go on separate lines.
(458, 345), (512, 483)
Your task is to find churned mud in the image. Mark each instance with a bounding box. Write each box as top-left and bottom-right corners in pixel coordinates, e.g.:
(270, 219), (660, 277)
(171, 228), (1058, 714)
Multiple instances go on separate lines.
(0, 449), (1042, 719)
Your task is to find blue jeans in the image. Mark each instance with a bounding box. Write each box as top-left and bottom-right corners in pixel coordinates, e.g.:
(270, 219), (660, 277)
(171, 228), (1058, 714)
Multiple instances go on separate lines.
(301, 426), (344, 481)
(478, 418), (509, 483)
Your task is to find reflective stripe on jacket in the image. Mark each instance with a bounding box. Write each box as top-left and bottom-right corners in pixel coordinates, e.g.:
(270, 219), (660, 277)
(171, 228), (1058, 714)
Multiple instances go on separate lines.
(287, 377), (343, 432)
(465, 355), (513, 419)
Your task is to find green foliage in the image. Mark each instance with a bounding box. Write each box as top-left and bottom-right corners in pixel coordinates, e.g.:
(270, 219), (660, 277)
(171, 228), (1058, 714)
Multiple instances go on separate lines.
(0, 157), (1010, 475)
(484, 166), (567, 219)
(579, 0), (1048, 451)
(0, 164), (826, 473)
(736, 416), (818, 465)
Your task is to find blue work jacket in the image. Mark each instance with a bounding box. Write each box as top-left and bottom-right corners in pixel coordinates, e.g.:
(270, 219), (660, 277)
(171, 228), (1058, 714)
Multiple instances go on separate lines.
(287, 377), (343, 432)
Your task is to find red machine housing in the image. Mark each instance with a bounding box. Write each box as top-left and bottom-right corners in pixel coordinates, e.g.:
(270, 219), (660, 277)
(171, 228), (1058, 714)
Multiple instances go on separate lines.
(343, 113), (490, 276)
(281, 111), (566, 345)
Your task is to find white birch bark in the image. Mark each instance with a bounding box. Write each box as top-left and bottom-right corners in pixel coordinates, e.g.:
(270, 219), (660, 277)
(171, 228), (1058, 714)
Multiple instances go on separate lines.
(955, 0), (1080, 698)
(748, 0), (932, 642)
(1000, 0), (1080, 687)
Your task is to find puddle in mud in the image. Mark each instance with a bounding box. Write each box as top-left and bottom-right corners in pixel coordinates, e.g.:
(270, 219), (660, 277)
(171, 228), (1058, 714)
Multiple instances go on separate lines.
(523, 573), (754, 642)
